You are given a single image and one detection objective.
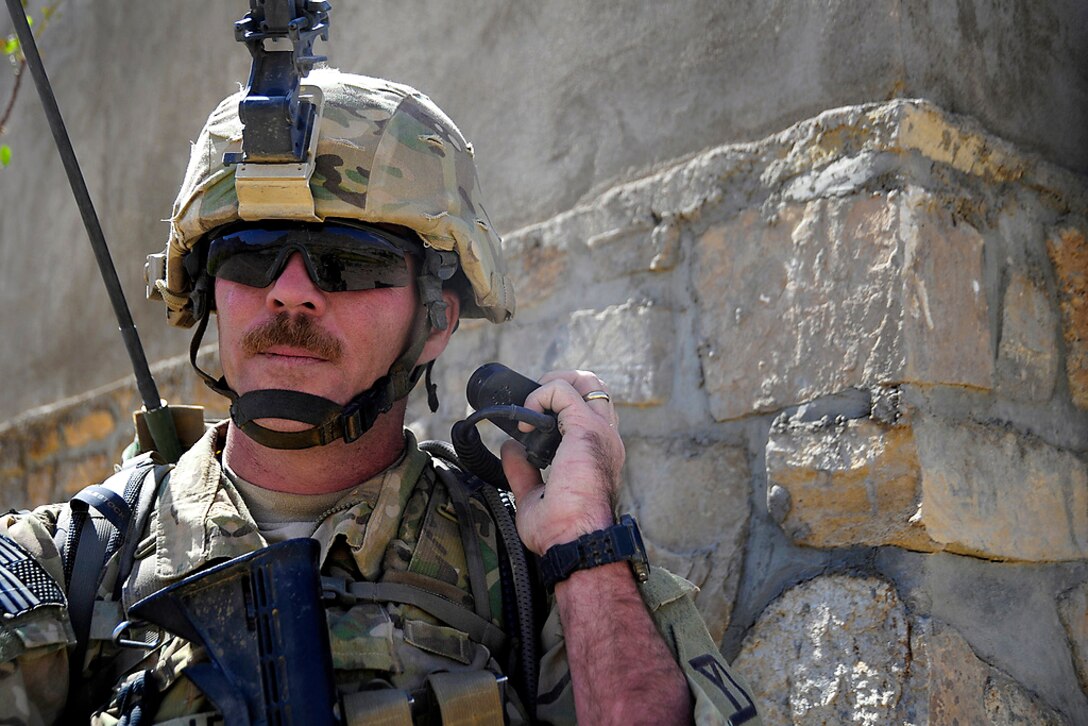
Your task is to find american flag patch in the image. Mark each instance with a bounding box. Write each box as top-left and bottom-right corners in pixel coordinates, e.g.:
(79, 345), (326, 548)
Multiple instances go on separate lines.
(0, 534), (65, 617)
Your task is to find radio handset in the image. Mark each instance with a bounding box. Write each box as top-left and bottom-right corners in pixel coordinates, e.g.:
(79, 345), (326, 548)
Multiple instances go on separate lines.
(451, 363), (562, 489)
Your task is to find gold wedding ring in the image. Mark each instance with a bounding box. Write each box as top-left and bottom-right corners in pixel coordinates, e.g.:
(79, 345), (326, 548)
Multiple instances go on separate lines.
(583, 390), (611, 403)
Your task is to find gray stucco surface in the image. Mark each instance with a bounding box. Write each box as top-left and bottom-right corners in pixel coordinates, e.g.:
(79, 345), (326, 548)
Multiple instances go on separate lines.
(0, 0), (1085, 421)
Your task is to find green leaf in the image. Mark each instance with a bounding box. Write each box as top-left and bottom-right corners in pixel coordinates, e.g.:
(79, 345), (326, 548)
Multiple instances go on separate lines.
(41, 6), (55, 21)
(0, 145), (12, 167)
(3, 36), (18, 56)
(25, 14), (33, 28)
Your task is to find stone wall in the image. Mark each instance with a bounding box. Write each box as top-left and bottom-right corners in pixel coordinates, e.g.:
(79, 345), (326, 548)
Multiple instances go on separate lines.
(1, 3), (1086, 724)
(414, 101), (1088, 723)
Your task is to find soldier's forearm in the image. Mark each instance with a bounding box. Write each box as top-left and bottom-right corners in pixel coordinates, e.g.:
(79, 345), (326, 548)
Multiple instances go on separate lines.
(555, 561), (693, 725)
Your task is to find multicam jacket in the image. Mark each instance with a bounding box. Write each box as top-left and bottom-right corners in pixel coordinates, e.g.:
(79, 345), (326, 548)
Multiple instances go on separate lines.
(0, 424), (760, 725)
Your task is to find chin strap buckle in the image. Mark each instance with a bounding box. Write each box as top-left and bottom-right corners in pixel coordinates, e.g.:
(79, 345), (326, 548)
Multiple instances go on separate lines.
(339, 381), (396, 444)
(340, 405), (366, 443)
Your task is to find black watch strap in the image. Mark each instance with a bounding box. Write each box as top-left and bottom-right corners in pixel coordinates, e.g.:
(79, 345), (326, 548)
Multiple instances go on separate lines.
(539, 514), (650, 589)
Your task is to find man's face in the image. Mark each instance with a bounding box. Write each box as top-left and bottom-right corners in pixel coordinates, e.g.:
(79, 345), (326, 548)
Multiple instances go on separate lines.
(215, 250), (418, 411)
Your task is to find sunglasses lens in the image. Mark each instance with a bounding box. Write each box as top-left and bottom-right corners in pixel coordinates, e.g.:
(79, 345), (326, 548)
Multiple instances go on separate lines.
(207, 224), (413, 291)
(207, 228), (288, 287)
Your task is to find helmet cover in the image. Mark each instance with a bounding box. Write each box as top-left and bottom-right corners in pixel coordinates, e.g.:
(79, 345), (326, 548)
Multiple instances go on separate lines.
(153, 69), (515, 326)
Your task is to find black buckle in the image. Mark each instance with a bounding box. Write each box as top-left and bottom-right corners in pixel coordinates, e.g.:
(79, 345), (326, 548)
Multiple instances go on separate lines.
(340, 400), (374, 443)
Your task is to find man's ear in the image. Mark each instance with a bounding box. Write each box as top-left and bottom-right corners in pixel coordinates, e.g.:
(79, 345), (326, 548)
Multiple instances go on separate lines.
(418, 288), (461, 365)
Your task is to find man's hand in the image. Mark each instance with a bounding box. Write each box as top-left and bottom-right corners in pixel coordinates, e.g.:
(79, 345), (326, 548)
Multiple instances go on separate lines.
(500, 369), (623, 555)
(500, 369), (693, 724)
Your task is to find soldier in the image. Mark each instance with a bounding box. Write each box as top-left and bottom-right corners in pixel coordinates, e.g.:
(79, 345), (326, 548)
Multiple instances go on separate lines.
(0, 68), (759, 724)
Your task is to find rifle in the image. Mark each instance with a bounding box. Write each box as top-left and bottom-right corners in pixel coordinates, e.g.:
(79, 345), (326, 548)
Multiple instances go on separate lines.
(120, 539), (338, 726)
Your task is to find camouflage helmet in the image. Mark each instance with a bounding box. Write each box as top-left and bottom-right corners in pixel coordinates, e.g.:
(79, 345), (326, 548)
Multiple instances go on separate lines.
(148, 68), (515, 327)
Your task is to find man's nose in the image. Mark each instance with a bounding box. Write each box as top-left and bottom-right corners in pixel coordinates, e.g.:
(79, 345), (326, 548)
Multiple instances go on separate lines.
(266, 252), (327, 314)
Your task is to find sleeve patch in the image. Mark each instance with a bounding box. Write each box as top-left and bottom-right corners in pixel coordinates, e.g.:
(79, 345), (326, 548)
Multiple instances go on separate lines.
(0, 535), (66, 617)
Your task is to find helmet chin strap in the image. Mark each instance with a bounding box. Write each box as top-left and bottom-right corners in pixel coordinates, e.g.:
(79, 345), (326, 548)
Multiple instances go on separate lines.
(189, 298), (434, 450)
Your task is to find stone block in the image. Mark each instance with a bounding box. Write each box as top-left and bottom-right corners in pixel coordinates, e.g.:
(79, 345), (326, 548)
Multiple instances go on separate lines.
(1058, 583), (1088, 697)
(910, 619), (989, 725)
(0, 431), (25, 485)
(24, 465), (55, 510)
(983, 676), (1066, 725)
(111, 386), (143, 426)
(62, 409), (117, 449)
(696, 189), (992, 421)
(766, 419), (931, 551)
(908, 619), (1065, 726)
(586, 214), (682, 279)
(767, 412), (1088, 561)
(996, 271), (1059, 402)
(26, 426), (61, 464)
(733, 575), (911, 725)
(1046, 222), (1088, 409)
(735, 577), (1067, 726)
(617, 436), (750, 641)
(914, 417), (1088, 562)
(55, 454), (112, 500)
(502, 228), (570, 311)
(494, 321), (556, 396)
(553, 301), (674, 407)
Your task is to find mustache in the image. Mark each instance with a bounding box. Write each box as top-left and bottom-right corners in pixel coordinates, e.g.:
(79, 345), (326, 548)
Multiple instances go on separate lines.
(240, 313), (343, 361)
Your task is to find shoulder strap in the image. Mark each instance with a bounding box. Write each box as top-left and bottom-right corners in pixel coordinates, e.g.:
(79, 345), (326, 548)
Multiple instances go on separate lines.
(321, 576), (507, 655)
(56, 453), (168, 722)
(433, 463), (493, 624)
(471, 478), (542, 718)
(418, 440), (543, 719)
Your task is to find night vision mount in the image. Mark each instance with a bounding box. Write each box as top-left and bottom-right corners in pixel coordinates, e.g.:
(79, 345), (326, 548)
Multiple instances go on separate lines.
(225, 0), (331, 165)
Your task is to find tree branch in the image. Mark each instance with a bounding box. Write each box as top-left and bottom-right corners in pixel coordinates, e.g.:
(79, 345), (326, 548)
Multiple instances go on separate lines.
(0, 58), (26, 134)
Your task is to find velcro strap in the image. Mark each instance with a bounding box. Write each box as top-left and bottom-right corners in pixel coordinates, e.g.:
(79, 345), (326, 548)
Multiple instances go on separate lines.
(321, 577), (506, 655)
(427, 670), (504, 726)
(341, 688), (413, 726)
(236, 420), (330, 449)
(72, 485), (131, 531)
(437, 466), (492, 624)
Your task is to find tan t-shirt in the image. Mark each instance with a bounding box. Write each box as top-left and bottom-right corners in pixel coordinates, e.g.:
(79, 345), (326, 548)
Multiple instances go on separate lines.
(224, 464), (345, 542)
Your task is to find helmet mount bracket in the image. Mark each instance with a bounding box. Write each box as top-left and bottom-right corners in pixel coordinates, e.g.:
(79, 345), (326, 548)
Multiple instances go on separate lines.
(233, 85), (325, 221)
(226, 0), (330, 166)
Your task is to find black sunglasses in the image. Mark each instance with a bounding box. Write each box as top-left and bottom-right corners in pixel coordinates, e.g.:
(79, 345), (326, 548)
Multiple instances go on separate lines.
(205, 222), (416, 292)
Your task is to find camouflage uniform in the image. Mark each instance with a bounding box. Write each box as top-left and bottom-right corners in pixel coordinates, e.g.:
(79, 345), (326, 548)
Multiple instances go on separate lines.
(0, 424), (759, 724)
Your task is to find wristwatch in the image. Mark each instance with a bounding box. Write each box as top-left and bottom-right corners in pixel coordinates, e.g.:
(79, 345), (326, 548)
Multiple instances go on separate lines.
(539, 514), (650, 589)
